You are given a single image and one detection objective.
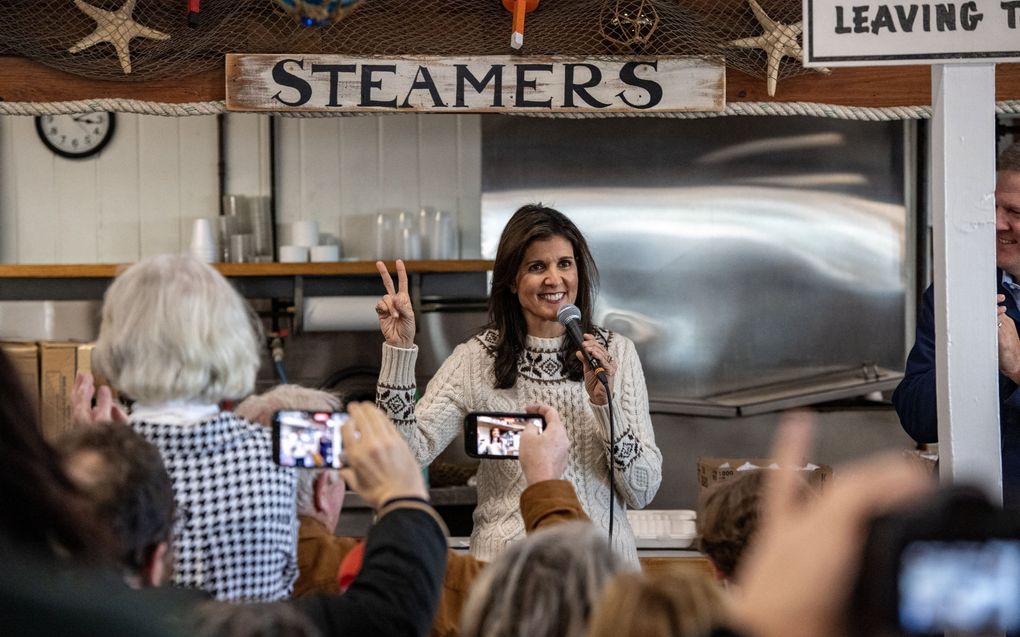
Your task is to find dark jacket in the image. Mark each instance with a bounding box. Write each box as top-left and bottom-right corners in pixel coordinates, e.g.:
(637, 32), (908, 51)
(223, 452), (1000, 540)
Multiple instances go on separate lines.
(892, 276), (1020, 507)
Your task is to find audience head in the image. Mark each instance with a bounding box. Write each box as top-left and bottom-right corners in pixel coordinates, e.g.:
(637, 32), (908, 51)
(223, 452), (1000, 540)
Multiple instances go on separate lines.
(996, 141), (1020, 275)
(699, 469), (816, 584)
(93, 254), (261, 405)
(488, 204), (599, 388)
(0, 348), (101, 558)
(58, 422), (175, 588)
(236, 385), (345, 527)
(587, 571), (729, 637)
(698, 469), (769, 583)
(459, 521), (626, 637)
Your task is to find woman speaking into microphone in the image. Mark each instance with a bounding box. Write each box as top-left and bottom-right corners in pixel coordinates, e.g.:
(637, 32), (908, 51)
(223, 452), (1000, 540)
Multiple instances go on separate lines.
(374, 204), (661, 563)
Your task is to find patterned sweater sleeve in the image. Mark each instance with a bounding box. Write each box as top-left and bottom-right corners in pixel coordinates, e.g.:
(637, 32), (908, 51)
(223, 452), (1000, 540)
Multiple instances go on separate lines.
(376, 342), (473, 466)
(590, 335), (663, 509)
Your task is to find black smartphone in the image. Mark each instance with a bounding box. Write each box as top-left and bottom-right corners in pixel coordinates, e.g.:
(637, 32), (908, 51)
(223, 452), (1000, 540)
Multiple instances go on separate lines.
(272, 409), (348, 469)
(464, 412), (546, 459)
(851, 486), (1020, 636)
(898, 539), (1020, 634)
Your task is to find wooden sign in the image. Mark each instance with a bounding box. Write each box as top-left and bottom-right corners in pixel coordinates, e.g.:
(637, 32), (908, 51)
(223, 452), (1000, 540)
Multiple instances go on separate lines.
(226, 54), (726, 113)
(804, 0), (1020, 66)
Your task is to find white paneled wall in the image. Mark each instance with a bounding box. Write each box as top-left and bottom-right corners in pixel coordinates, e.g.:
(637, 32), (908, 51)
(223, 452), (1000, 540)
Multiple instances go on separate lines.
(0, 114), (219, 263)
(0, 112), (482, 264)
(273, 114), (482, 259)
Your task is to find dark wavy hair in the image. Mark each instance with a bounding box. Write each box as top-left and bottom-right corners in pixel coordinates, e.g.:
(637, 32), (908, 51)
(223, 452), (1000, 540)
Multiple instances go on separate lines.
(59, 422), (176, 579)
(0, 348), (105, 559)
(488, 204), (599, 389)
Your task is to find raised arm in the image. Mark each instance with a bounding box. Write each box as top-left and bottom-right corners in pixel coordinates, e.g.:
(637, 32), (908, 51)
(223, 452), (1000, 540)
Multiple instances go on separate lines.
(377, 340), (474, 466)
(374, 259), (464, 464)
(374, 261), (472, 464)
(590, 335), (662, 509)
(296, 403), (446, 636)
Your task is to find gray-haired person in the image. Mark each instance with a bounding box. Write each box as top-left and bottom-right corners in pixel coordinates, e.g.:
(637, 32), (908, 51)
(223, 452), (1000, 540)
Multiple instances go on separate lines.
(86, 254), (298, 601)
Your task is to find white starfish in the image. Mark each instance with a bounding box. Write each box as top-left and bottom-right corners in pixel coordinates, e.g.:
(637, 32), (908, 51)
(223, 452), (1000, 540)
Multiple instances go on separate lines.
(68, 0), (170, 75)
(727, 0), (829, 97)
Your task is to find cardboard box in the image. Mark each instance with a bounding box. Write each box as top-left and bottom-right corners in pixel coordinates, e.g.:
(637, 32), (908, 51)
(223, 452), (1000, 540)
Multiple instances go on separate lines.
(1, 341), (40, 416)
(2, 341), (108, 439)
(40, 341), (80, 441)
(697, 456), (833, 495)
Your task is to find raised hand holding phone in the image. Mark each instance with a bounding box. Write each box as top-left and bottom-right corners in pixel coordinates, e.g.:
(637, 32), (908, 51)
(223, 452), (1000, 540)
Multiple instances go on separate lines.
(519, 404), (569, 484)
(375, 259), (416, 348)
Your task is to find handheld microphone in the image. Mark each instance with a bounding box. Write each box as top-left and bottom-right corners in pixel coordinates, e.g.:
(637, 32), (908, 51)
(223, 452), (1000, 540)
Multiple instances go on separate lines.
(556, 304), (608, 385)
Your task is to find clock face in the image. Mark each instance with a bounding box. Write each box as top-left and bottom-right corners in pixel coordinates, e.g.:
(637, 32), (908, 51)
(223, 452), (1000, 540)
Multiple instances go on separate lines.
(35, 112), (116, 159)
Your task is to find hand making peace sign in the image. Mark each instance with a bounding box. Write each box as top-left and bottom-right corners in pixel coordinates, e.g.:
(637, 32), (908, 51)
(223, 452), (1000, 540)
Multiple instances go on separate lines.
(375, 259), (416, 348)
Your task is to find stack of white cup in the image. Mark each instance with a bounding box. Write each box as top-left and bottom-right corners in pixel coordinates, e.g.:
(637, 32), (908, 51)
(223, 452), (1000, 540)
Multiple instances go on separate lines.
(280, 220), (341, 263)
(189, 219), (217, 263)
(279, 221), (317, 263)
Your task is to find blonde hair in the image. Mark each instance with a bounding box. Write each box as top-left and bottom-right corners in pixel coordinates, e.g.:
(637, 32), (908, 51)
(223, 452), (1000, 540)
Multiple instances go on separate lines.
(235, 384), (342, 514)
(587, 571), (729, 637)
(93, 254), (262, 405)
(460, 522), (626, 637)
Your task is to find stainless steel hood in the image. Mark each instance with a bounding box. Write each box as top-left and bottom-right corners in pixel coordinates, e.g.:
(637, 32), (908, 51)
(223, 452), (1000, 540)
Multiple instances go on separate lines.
(481, 115), (909, 415)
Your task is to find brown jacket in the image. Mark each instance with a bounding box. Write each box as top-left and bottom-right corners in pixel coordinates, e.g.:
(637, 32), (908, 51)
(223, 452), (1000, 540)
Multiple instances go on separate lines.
(295, 479), (589, 637)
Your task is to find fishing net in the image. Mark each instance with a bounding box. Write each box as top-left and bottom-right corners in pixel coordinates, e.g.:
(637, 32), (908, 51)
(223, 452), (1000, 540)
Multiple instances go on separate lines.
(0, 0), (813, 93)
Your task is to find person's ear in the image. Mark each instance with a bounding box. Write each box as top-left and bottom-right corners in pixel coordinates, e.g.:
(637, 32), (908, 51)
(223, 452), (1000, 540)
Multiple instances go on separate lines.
(142, 542), (170, 588)
(314, 471), (331, 513)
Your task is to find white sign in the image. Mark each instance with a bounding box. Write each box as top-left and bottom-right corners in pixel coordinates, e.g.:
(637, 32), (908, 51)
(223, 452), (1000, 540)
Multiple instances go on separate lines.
(226, 54), (726, 113)
(803, 0), (1020, 66)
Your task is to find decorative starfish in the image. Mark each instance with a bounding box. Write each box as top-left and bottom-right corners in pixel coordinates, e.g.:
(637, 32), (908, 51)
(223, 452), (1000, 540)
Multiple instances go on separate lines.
(726, 0), (829, 97)
(68, 0), (170, 75)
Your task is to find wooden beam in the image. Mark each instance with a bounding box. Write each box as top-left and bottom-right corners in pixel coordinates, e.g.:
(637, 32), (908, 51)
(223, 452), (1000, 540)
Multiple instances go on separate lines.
(1, 55), (1018, 109)
(0, 57), (224, 104)
(728, 64), (1020, 107)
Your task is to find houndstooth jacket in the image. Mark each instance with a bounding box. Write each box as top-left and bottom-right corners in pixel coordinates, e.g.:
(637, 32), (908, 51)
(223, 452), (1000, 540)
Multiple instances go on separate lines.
(132, 413), (298, 602)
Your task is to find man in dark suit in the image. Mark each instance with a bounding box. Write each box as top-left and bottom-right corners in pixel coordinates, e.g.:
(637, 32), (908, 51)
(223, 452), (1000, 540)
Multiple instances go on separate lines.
(893, 141), (1020, 507)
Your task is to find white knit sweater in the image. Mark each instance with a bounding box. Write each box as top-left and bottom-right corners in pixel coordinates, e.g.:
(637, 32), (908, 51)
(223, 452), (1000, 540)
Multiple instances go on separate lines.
(377, 328), (662, 564)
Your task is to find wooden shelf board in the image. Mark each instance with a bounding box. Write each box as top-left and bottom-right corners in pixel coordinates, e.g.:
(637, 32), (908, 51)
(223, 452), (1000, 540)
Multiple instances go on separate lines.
(0, 260), (494, 279)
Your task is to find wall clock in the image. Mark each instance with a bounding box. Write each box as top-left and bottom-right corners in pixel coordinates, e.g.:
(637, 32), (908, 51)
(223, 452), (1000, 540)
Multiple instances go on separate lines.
(35, 112), (116, 159)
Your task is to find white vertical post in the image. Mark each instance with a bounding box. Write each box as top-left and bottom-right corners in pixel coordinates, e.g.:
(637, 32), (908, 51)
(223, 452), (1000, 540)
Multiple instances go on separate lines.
(931, 63), (1002, 504)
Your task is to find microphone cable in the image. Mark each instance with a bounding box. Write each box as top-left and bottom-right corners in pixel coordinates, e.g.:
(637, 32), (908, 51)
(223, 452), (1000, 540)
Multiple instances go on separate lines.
(588, 355), (614, 544)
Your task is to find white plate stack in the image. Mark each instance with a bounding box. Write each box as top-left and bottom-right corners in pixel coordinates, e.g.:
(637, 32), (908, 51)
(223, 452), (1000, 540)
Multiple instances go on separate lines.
(626, 509), (698, 549)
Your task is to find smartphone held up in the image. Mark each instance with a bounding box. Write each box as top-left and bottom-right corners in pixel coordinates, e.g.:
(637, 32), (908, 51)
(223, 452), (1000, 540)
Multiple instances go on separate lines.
(272, 409), (348, 469)
(464, 412), (546, 459)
